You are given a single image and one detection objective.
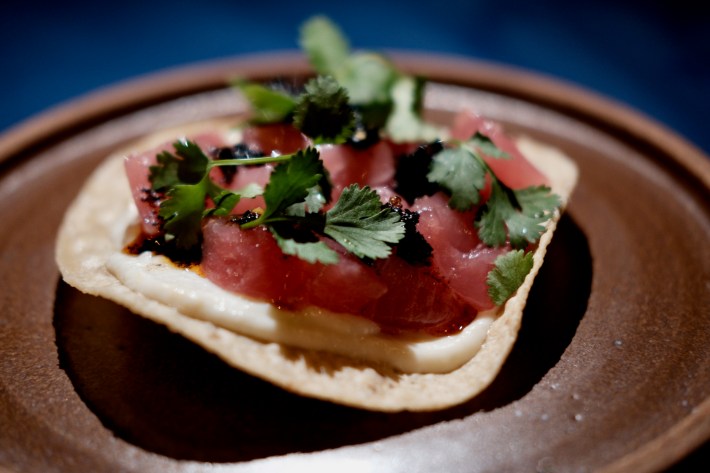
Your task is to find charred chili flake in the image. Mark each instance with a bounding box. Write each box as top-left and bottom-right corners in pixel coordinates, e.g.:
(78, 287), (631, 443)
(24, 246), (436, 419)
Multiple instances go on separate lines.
(394, 141), (444, 203)
(347, 108), (383, 149)
(211, 143), (265, 184)
(125, 234), (201, 266)
(230, 210), (260, 225)
(383, 201), (433, 265)
(139, 187), (162, 203)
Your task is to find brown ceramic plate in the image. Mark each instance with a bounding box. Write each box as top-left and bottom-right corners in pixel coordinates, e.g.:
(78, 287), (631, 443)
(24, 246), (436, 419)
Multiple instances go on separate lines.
(0, 53), (708, 473)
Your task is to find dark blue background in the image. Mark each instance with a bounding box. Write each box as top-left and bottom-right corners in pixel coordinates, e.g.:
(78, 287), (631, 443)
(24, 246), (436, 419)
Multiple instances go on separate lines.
(2, 0), (709, 154)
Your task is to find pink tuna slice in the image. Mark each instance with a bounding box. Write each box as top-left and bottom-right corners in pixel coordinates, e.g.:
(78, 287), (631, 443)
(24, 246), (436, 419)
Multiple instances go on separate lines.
(362, 255), (478, 335)
(124, 132), (228, 237)
(201, 219), (387, 314)
(201, 217), (477, 335)
(318, 140), (396, 200)
(242, 124), (310, 156)
(412, 193), (508, 311)
(450, 109), (548, 189)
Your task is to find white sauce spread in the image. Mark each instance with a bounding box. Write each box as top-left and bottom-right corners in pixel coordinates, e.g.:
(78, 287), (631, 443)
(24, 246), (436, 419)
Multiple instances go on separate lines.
(107, 249), (496, 373)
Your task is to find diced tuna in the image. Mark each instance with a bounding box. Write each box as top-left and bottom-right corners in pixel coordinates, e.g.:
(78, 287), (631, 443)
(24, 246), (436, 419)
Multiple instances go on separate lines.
(319, 140), (396, 200)
(242, 124), (310, 156)
(123, 132), (228, 236)
(201, 218), (387, 314)
(412, 193), (508, 310)
(451, 109), (548, 189)
(126, 115), (544, 335)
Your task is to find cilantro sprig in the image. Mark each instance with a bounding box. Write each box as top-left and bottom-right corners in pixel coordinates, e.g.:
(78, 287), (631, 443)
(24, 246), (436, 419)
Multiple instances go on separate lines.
(268, 184), (406, 264)
(300, 16), (395, 108)
(237, 75), (355, 144)
(427, 132), (560, 249)
(292, 76), (355, 144)
(146, 15), (563, 309)
(236, 15), (439, 145)
(324, 184), (405, 259)
(149, 140), (243, 248)
(476, 182), (561, 249)
(149, 139), (405, 263)
(239, 148), (326, 229)
(425, 132), (560, 305)
(149, 139), (291, 249)
(241, 148), (405, 262)
(301, 16), (439, 141)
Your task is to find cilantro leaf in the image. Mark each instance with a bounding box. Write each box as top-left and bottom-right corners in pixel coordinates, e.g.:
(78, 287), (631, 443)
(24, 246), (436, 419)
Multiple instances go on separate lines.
(158, 180), (209, 249)
(506, 186), (561, 247)
(236, 80), (296, 124)
(293, 76), (355, 143)
(172, 139), (210, 183)
(243, 148), (325, 227)
(475, 181), (515, 247)
(427, 147), (487, 210)
(385, 75), (440, 142)
(338, 52), (397, 105)
(159, 178), (243, 249)
(150, 140), (215, 248)
(203, 186), (240, 218)
(515, 185), (562, 216)
(468, 132), (511, 159)
(299, 16), (350, 75)
(271, 229), (340, 265)
(476, 181), (560, 248)
(487, 249), (534, 306)
(149, 139), (209, 190)
(149, 151), (181, 190)
(324, 185), (405, 260)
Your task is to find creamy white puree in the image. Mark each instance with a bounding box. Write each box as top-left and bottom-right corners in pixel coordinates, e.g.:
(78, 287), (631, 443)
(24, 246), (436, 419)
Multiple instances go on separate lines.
(106, 248), (496, 373)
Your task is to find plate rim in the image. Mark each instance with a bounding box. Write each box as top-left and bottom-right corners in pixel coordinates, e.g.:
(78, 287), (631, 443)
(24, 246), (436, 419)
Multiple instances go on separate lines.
(1, 50), (708, 181)
(0, 50), (708, 472)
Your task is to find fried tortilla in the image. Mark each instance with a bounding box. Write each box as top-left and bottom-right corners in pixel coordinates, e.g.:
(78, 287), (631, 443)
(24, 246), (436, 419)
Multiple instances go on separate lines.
(55, 119), (578, 412)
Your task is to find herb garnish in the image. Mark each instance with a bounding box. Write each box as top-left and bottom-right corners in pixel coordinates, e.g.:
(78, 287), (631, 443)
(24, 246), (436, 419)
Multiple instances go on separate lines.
(236, 75), (356, 144)
(477, 182), (561, 249)
(148, 15), (562, 307)
(300, 16), (396, 129)
(239, 147), (326, 229)
(486, 250), (534, 306)
(239, 16), (438, 144)
(427, 132), (560, 249)
(150, 139), (242, 249)
(324, 184), (405, 260)
(149, 141), (405, 263)
(237, 81), (296, 124)
(292, 76), (355, 144)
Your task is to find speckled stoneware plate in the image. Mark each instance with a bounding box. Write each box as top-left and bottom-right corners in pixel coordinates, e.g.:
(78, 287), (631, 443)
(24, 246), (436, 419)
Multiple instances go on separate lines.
(0, 53), (708, 473)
